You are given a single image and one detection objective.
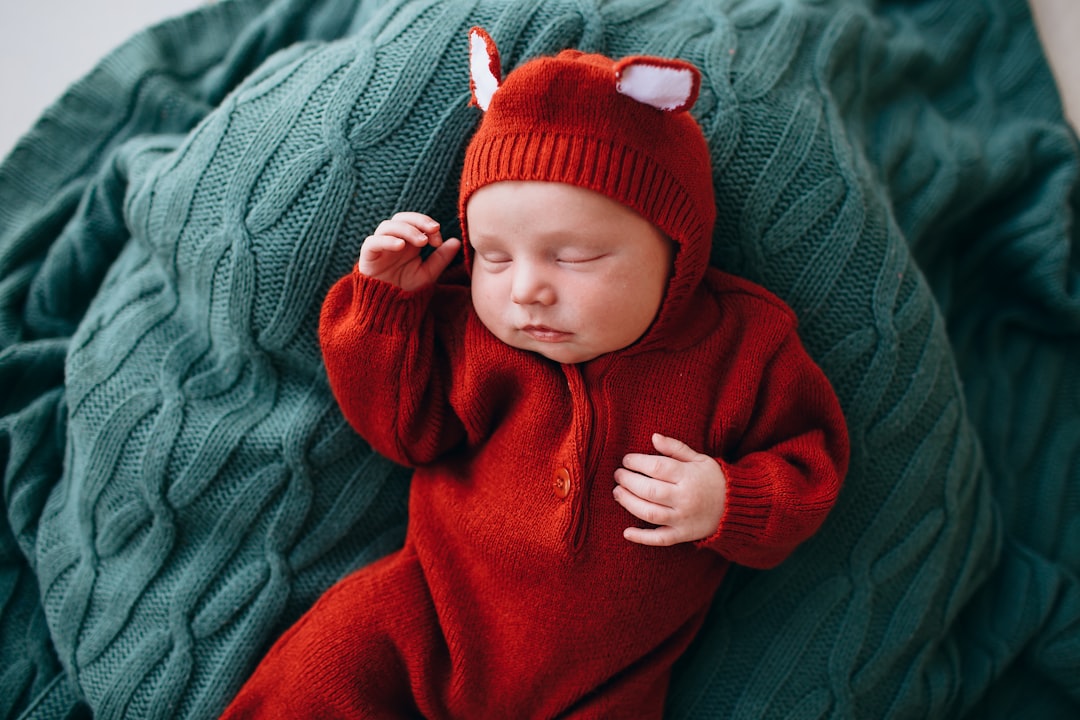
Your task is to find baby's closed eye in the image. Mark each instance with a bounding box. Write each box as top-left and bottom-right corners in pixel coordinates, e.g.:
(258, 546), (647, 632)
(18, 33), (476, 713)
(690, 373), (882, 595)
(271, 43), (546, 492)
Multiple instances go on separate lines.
(477, 252), (512, 265)
(556, 251), (609, 264)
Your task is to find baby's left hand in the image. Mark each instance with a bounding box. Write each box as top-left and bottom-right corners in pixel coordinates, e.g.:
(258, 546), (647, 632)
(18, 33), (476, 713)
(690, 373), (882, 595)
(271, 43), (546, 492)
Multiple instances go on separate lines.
(613, 433), (726, 546)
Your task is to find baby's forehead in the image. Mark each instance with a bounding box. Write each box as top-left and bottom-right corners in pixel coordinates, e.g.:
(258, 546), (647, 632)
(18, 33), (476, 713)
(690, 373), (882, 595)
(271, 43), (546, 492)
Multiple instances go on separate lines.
(466, 223), (614, 250)
(465, 181), (669, 244)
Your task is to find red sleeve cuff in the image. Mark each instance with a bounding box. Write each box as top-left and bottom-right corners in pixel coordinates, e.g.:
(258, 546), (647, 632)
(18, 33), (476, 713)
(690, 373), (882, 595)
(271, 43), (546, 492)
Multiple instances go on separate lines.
(344, 270), (435, 334)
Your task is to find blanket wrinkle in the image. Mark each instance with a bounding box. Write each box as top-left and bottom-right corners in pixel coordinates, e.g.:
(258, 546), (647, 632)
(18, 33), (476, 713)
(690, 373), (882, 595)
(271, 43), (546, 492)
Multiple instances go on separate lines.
(1, 0), (1078, 718)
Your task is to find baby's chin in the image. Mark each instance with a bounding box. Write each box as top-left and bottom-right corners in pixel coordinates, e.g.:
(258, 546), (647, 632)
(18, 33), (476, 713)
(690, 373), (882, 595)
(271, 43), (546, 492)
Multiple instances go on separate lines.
(531, 346), (601, 365)
(498, 332), (602, 365)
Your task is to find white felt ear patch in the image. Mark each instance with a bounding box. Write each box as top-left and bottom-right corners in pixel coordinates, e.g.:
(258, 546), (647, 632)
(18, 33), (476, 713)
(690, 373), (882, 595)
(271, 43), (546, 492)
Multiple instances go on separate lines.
(614, 57), (701, 113)
(469, 27), (501, 111)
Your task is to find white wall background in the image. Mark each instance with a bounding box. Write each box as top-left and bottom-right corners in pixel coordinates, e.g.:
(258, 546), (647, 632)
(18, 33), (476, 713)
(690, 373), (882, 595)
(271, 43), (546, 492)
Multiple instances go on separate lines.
(2, 2), (1076, 161)
(0, 0), (208, 161)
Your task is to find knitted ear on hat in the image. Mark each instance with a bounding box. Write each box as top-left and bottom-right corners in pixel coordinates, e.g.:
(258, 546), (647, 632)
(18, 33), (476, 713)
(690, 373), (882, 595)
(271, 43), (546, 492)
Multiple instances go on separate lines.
(614, 56), (701, 113)
(468, 27), (501, 111)
(468, 27), (701, 115)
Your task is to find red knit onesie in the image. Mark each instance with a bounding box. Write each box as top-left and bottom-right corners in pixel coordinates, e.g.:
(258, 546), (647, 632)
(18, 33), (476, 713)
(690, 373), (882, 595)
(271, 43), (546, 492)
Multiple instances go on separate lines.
(222, 242), (850, 718)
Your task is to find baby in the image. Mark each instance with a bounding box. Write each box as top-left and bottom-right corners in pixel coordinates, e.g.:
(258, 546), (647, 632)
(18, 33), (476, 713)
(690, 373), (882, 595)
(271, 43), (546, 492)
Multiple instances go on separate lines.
(223, 27), (849, 719)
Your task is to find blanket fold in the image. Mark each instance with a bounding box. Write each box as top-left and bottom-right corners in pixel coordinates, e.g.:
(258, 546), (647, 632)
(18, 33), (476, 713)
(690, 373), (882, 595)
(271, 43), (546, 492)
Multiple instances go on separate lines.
(1, 0), (1078, 717)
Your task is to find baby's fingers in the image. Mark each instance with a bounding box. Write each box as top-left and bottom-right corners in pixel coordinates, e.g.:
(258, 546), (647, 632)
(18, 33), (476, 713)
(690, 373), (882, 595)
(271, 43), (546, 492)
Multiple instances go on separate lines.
(613, 472), (675, 524)
(613, 467), (674, 506)
(355, 212), (457, 289)
(622, 525), (686, 547)
(413, 237), (461, 286)
(362, 233), (408, 255)
(358, 233), (411, 273)
(614, 481), (693, 547)
(373, 217), (438, 247)
(386, 211), (440, 231)
(651, 433), (706, 462)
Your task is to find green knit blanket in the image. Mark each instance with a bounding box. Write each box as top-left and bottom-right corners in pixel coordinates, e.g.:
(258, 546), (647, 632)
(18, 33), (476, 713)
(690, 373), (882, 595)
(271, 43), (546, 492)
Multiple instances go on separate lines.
(2, 0), (1078, 717)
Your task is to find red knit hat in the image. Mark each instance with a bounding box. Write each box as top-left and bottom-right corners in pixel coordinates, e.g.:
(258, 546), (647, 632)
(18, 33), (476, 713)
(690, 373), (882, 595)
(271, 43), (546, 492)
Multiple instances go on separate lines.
(459, 27), (716, 274)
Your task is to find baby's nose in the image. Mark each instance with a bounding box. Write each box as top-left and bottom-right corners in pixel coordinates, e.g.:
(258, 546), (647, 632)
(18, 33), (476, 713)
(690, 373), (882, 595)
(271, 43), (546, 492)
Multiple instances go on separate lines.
(510, 265), (556, 305)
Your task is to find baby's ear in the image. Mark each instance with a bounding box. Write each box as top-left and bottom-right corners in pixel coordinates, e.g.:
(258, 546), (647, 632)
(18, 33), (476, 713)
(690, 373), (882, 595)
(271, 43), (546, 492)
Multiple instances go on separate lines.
(614, 57), (701, 113)
(469, 27), (501, 111)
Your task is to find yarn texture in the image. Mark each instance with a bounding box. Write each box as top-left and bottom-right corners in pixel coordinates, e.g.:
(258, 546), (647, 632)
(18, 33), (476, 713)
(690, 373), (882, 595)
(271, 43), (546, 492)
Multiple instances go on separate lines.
(1, 0), (1078, 718)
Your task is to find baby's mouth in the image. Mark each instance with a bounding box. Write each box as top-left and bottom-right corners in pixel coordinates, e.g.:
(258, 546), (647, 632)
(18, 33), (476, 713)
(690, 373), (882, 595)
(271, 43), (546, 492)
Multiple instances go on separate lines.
(520, 325), (571, 342)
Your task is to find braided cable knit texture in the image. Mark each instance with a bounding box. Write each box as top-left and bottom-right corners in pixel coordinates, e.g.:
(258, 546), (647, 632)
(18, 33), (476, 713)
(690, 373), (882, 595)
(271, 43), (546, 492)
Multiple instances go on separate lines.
(1, 0), (1078, 718)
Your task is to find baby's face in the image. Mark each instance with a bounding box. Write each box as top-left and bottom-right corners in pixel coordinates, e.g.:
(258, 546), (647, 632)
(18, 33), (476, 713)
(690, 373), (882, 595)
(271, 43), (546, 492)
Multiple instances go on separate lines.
(466, 181), (673, 364)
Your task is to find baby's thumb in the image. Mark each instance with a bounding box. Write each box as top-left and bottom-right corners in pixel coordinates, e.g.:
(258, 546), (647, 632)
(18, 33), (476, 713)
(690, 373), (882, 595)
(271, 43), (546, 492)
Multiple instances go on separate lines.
(423, 237), (461, 279)
(652, 433), (702, 462)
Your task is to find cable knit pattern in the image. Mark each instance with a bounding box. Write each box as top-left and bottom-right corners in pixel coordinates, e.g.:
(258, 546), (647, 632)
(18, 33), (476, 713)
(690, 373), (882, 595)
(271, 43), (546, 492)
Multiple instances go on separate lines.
(0, 0), (1078, 718)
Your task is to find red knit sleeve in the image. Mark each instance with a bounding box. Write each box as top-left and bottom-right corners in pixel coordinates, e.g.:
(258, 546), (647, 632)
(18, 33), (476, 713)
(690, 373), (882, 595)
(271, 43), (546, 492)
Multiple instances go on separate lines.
(319, 269), (466, 466)
(699, 329), (850, 569)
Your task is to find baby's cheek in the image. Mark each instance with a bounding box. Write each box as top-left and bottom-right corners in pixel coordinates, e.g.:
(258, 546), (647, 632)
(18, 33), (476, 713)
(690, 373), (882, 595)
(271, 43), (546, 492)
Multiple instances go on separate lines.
(470, 282), (503, 322)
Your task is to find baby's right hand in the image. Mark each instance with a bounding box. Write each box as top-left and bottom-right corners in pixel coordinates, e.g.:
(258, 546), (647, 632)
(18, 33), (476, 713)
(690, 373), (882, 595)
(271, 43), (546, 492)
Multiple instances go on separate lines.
(358, 212), (461, 292)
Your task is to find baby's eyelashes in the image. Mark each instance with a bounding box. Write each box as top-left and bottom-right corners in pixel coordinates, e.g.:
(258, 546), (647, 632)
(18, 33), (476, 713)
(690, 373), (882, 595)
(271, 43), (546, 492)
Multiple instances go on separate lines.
(556, 252), (607, 264)
(472, 247), (608, 264)
(476, 251), (512, 264)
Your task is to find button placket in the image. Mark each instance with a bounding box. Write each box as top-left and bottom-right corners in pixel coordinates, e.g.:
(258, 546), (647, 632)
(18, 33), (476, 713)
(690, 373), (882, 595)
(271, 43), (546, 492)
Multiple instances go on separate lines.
(559, 362), (599, 553)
